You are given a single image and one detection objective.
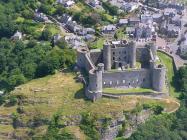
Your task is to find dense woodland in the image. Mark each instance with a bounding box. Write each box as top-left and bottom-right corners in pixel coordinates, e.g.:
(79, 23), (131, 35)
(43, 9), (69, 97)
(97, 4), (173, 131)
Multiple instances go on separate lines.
(0, 0), (76, 91)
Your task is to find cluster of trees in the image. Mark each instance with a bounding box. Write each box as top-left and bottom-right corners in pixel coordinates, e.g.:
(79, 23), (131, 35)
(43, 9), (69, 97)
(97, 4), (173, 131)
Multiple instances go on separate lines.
(0, 39), (76, 91)
(0, 0), (76, 91)
(42, 114), (76, 140)
(128, 66), (187, 140)
(102, 2), (119, 16)
(0, 0), (39, 38)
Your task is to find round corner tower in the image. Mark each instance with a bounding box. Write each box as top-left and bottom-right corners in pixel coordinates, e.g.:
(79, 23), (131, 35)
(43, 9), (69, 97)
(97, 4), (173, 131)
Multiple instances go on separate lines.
(151, 64), (166, 92)
(129, 41), (136, 68)
(86, 63), (103, 101)
(103, 42), (111, 71)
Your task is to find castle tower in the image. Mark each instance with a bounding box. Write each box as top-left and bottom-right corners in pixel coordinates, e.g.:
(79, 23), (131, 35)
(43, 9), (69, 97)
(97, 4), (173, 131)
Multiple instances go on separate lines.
(76, 48), (88, 69)
(149, 43), (157, 60)
(151, 64), (166, 92)
(103, 42), (111, 71)
(87, 63), (103, 101)
(129, 41), (136, 68)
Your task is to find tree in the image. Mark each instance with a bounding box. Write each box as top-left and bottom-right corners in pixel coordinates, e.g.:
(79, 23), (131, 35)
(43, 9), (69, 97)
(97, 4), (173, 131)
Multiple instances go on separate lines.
(22, 9), (34, 19)
(102, 2), (118, 16)
(0, 96), (5, 105)
(21, 63), (37, 79)
(55, 38), (68, 49)
(27, 39), (37, 48)
(8, 73), (26, 87)
(0, 15), (16, 38)
(41, 29), (52, 41)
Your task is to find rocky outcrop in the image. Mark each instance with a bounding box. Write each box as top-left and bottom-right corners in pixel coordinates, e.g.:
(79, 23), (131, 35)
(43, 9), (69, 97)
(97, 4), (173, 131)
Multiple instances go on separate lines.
(100, 110), (153, 140)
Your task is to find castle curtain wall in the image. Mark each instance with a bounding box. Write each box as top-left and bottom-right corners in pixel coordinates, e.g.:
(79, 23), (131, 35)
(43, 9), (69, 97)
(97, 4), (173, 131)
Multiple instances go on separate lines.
(102, 69), (151, 89)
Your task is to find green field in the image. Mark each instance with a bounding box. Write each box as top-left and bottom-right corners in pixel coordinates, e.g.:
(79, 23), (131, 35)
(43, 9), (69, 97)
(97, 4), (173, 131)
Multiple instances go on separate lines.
(90, 38), (105, 49)
(103, 88), (155, 94)
(157, 52), (180, 97)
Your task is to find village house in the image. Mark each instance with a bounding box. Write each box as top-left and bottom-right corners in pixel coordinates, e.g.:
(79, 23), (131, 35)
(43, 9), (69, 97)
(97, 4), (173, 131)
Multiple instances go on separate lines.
(167, 24), (180, 38)
(164, 8), (177, 18)
(65, 34), (86, 49)
(121, 2), (139, 12)
(66, 21), (82, 33)
(60, 13), (72, 24)
(53, 34), (62, 44)
(159, 20), (180, 38)
(128, 17), (140, 26)
(126, 27), (136, 37)
(83, 34), (95, 41)
(101, 24), (117, 34)
(0, 91), (4, 96)
(167, 1), (184, 11)
(56, 0), (75, 8)
(89, 0), (100, 8)
(158, 1), (168, 9)
(134, 25), (152, 41)
(109, 0), (124, 8)
(152, 13), (163, 23)
(34, 12), (49, 22)
(140, 13), (153, 24)
(118, 19), (128, 27)
(12, 31), (23, 40)
(170, 15), (182, 27)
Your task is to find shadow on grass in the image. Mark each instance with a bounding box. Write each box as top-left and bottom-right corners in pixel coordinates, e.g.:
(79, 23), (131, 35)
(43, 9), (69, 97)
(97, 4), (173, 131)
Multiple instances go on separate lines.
(74, 88), (91, 102)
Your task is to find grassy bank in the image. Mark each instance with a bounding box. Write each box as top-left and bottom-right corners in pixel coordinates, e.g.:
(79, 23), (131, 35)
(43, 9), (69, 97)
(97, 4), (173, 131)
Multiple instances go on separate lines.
(103, 88), (155, 94)
(157, 52), (180, 97)
(0, 72), (180, 139)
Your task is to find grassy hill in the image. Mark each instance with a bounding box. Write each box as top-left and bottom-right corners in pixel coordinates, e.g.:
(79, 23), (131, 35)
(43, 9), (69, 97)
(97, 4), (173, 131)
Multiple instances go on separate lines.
(0, 71), (180, 139)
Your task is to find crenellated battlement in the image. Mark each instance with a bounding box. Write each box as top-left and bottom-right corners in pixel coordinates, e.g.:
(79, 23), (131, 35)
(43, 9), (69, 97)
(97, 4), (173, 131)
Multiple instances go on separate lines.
(77, 41), (166, 101)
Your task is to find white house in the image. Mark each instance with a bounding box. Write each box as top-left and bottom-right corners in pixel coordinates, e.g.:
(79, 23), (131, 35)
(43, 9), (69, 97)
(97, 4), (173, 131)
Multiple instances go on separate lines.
(12, 31), (23, 40)
(65, 0), (75, 7)
(57, 0), (75, 7)
(121, 2), (139, 12)
(102, 24), (117, 34)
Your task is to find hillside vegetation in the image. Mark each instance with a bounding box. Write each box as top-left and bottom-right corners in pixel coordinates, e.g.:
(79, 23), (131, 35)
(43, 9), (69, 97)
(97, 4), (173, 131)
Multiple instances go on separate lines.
(0, 71), (180, 139)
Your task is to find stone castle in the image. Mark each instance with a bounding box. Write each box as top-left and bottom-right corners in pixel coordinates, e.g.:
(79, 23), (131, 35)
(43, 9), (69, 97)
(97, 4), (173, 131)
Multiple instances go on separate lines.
(77, 40), (166, 101)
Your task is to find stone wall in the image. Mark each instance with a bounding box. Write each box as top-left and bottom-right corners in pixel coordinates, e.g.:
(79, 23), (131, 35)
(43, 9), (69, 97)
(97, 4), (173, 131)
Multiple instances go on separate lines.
(102, 69), (151, 89)
(111, 47), (130, 67)
(77, 48), (95, 72)
(136, 47), (151, 68)
(90, 51), (103, 66)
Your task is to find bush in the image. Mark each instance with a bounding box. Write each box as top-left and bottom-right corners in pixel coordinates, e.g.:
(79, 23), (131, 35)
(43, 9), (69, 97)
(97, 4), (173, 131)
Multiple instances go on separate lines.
(80, 113), (100, 139)
(17, 106), (24, 114)
(0, 96), (6, 105)
(41, 29), (52, 41)
(153, 105), (164, 115)
(8, 96), (17, 106)
(12, 112), (19, 129)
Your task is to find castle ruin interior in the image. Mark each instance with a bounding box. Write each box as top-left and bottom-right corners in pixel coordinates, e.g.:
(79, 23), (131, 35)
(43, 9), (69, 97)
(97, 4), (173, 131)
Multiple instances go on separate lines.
(77, 40), (166, 101)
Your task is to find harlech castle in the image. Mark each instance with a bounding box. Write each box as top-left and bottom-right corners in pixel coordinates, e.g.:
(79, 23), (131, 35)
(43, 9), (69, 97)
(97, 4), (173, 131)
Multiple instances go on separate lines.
(77, 40), (166, 101)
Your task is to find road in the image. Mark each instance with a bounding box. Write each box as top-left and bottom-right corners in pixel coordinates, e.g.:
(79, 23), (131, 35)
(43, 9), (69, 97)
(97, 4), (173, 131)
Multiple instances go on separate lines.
(167, 8), (187, 68)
